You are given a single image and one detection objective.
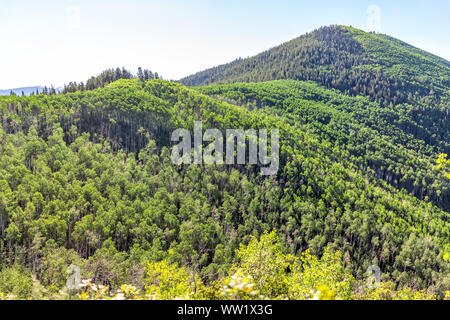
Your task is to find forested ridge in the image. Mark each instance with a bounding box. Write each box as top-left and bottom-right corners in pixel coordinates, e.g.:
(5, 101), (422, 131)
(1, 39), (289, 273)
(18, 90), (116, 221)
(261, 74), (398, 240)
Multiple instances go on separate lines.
(196, 80), (450, 212)
(181, 26), (450, 153)
(180, 26), (449, 105)
(0, 25), (449, 300)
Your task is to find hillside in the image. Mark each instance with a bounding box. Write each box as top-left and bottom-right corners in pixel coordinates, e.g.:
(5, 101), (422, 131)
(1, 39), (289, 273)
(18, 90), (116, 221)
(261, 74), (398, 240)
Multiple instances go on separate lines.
(0, 26), (449, 300)
(196, 80), (450, 212)
(181, 26), (450, 153)
(180, 26), (449, 105)
(0, 79), (448, 299)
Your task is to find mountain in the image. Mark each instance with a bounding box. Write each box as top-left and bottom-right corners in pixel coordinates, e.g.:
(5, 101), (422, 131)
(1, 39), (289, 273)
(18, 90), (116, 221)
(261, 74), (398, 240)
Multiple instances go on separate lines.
(0, 86), (65, 96)
(181, 26), (450, 151)
(180, 25), (449, 106)
(0, 26), (449, 300)
(0, 86), (44, 96)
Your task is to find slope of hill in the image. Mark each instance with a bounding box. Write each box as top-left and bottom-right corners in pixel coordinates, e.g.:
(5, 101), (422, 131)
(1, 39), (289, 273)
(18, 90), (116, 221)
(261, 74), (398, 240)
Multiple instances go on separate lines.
(181, 26), (450, 153)
(196, 80), (450, 212)
(0, 26), (449, 300)
(180, 25), (449, 106)
(342, 26), (450, 95)
(0, 79), (448, 298)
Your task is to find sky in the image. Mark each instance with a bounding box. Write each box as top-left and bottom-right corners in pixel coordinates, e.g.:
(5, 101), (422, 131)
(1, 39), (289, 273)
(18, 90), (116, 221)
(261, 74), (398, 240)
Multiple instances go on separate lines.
(0, 0), (449, 89)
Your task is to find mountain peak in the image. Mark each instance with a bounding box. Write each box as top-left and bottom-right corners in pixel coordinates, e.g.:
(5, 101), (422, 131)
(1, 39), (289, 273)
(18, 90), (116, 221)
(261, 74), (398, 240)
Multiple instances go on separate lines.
(180, 25), (449, 108)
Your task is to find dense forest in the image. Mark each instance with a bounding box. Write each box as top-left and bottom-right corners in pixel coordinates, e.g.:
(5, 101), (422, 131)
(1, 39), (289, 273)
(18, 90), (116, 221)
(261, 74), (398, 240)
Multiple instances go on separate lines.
(62, 67), (162, 94)
(0, 25), (449, 300)
(196, 80), (450, 211)
(181, 25), (450, 154)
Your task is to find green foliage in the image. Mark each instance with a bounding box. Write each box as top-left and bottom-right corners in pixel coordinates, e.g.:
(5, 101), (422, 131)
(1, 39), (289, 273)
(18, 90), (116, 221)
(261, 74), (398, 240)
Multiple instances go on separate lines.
(0, 76), (447, 299)
(62, 67), (160, 93)
(436, 153), (450, 179)
(144, 256), (202, 299)
(289, 248), (354, 299)
(62, 231), (439, 300)
(233, 230), (295, 298)
(355, 281), (437, 300)
(0, 265), (33, 299)
(39, 246), (83, 291)
(230, 230), (353, 300)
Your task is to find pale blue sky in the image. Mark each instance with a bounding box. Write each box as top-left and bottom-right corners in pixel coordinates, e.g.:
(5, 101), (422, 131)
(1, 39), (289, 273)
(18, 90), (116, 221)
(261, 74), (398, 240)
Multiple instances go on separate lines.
(0, 0), (449, 88)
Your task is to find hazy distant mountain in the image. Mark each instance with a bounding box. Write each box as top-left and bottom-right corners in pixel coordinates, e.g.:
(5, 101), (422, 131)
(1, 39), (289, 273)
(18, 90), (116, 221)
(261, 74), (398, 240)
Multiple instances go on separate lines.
(0, 86), (44, 96)
(0, 86), (64, 96)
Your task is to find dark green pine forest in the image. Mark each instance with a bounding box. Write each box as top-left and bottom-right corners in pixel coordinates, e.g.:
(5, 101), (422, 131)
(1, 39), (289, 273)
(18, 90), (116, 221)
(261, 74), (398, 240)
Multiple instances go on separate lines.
(0, 25), (449, 300)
